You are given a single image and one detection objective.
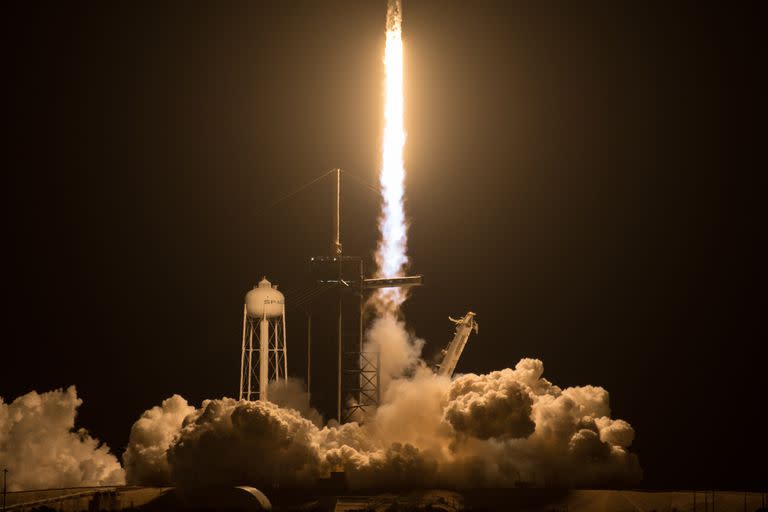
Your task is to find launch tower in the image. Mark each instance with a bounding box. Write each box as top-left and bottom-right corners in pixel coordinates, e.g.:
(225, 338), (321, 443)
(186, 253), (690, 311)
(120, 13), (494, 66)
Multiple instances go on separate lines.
(309, 169), (422, 423)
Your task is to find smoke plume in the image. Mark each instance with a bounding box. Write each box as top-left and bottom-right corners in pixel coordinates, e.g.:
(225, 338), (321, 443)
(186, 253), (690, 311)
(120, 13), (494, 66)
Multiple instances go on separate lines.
(123, 394), (195, 485)
(363, 313), (424, 391)
(125, 322), (641, 490)
(0, 386), (125, 491)
(267, 378), (324, 427)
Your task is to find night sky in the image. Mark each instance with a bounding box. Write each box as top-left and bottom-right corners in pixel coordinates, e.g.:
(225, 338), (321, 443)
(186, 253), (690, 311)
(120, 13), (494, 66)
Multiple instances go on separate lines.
(4, 1), (764, 490)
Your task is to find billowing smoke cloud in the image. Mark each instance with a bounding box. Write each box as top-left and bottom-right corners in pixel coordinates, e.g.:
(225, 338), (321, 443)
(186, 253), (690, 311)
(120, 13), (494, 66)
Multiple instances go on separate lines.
(169, 399), (322, 489)
(363, 313), (424, 391)
(445, 375), (535, 440)
(267, 378), (324, 427)
(125, 326), (641, 490)
(123, 394), (195, 485)
(0, 386), (125, 491)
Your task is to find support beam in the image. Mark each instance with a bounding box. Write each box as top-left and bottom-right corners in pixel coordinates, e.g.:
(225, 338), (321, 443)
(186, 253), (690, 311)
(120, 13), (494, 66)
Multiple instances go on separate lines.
(260, 317), (269, 400)
(337, 283), (343, 422)
(362, 275), (423, 289)
(306, 314), (311, 398)
(239, 305), (247, 400)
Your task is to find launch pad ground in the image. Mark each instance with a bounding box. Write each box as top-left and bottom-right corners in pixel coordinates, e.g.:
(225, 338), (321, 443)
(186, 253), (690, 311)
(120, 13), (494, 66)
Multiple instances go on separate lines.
(4, 486), (766, 512)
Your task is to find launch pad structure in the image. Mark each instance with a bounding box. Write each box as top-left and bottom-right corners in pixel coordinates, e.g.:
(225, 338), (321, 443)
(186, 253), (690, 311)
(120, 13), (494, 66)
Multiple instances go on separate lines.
(237, 168), (422, 423)
(308, 169), (423, 423)
(237, 167), (480, 424)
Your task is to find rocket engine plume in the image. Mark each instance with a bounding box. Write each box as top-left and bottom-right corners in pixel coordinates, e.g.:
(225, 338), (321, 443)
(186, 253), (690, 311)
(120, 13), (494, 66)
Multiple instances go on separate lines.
(373, 0), (408, 312)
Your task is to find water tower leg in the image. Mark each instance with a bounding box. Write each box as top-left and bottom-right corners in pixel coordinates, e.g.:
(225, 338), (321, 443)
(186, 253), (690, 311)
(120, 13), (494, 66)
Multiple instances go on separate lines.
(282, 306), (288, 381)
(260, 317), (269, 400)
(247, 325), (254, 400)
(273, 320), (280, 383)
(240, 305), (247, 400)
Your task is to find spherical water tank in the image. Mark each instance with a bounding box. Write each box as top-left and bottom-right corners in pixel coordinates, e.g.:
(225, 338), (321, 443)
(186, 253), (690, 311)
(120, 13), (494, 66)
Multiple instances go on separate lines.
(245, 277), (285, 318)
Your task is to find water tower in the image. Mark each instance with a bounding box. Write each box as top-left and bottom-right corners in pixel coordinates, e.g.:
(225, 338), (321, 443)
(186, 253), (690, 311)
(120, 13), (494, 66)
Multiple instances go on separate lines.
(239, 277), (287, 401)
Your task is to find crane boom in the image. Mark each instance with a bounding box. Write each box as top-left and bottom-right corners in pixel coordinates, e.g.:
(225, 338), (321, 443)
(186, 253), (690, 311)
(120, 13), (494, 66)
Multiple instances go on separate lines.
(436, 312), (478, 378)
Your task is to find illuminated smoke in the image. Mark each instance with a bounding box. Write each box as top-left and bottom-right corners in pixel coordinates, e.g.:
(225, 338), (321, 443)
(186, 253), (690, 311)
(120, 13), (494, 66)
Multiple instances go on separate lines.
(124, 0), (640, 492)
(123, 394), (194, 485)
(0, 386), (125, 491)
(373, 0), (409, 311)
(125, 357), (641, 489)
(363, 312), (424, 392)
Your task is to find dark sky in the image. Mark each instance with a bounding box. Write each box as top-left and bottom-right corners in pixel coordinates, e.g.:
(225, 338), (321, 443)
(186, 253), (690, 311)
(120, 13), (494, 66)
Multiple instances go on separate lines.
(4, 0), (764, 490)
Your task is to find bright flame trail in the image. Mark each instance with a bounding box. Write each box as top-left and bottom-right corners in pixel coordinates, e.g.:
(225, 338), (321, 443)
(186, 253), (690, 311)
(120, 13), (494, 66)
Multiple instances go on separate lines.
(374, 0), (408, 311)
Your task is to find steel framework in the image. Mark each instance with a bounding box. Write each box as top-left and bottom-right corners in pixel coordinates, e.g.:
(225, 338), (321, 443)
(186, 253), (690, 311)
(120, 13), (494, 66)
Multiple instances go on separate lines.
(308, 169), (422, 423)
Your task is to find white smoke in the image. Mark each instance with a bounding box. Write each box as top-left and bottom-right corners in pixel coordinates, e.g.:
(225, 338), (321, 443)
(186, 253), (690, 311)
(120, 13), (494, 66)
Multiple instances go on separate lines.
(124, 323), (641, 490)
(445, 373), (536, 440)
(168, 399), (322, 489)
(267, 378), (324, 427)
(123, 394), (195, 485)
(363, 313), (424, 391)
(0, 386), (125, 491)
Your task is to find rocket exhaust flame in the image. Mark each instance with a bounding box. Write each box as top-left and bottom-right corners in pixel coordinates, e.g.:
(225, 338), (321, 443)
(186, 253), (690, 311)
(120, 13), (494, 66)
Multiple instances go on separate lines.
(374, 0), (408, 311)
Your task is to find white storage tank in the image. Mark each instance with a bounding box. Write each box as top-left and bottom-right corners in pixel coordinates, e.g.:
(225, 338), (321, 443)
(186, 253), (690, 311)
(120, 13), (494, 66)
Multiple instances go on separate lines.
(240, 276), (287, 402)
(245, 277), (285, 318)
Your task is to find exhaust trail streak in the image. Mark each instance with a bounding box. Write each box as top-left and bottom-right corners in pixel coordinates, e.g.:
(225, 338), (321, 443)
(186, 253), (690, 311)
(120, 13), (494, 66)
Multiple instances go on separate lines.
(374, 0), (408, 311)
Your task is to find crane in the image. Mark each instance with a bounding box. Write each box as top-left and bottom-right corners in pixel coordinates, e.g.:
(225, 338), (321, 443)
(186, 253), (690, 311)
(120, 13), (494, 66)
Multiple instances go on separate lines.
(435, 312), (478, 378)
